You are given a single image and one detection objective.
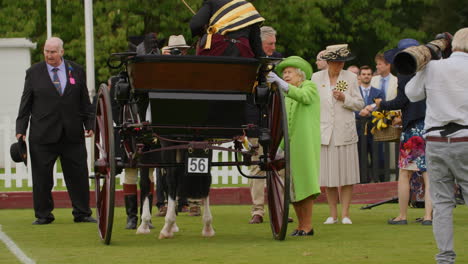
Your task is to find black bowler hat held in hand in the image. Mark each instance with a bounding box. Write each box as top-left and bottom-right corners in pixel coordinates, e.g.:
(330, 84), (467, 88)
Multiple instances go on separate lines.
(10, 137), (27, 165)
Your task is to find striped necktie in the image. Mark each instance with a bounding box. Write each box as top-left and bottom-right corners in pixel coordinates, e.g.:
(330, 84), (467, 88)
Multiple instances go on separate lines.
(364, 89), (369, 103)
(52, 68), (62, 95)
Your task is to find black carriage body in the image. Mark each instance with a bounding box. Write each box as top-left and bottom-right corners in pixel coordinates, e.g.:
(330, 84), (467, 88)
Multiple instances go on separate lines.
(93, 54), (291, 243)
(127, 55), (260, 139)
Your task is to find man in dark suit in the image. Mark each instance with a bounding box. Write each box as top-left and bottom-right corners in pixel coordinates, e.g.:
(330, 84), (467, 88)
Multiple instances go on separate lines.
(355, 66), (385, 183)
(16, 37), (96, 225)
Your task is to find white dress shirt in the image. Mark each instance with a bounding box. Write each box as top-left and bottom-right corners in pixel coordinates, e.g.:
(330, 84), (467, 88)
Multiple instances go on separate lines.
(405, 52), (468, 137)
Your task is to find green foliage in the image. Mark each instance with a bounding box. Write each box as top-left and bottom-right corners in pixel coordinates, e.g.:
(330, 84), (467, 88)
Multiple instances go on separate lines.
(0, 0), (466, 83)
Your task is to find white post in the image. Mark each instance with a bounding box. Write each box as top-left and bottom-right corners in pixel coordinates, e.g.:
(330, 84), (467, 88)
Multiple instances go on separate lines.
(84, 0), (95, 99)
(46, 0), (52, 38)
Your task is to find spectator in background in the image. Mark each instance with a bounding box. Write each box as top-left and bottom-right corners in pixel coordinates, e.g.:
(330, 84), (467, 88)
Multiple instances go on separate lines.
(347, 65), (359, 75)
(15, 37), (96, 225)
(355, 66), (385, 183)
(364, 38), (433, 226)
(249, 26), (283, 224)
(347, 65), (360, 85)
(315, 50), (328, 71)
(312, 44), (364, 225)
(260, 26), (282, 57)
(405, 28), (468, 263)
(371, 53), (398, 100)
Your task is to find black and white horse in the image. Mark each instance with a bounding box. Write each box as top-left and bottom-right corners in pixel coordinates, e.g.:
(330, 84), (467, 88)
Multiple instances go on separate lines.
(136, 145), (214, 238)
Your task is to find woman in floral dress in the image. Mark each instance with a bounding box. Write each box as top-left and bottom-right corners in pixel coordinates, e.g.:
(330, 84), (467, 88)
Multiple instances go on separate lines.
(370, 39), (433, 225)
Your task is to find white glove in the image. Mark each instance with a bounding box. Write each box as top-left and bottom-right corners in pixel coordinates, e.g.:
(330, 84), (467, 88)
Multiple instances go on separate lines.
(267, 72), (289, 92)
(275, 148), (285, 160)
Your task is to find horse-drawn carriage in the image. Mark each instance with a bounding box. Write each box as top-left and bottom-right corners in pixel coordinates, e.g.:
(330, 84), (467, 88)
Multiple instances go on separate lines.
(92, 53), (290, 244)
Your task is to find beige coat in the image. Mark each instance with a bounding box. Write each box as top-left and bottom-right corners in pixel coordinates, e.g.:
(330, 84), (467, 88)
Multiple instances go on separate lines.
(312, 70), (364, 146)
(371, 73), (398, 101)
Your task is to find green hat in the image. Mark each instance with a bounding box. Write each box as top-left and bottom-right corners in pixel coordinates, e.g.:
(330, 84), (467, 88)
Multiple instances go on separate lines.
(275, 56), (313, 80)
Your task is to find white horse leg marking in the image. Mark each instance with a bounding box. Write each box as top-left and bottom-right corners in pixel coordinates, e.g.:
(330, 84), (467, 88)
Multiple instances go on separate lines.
(159, 197), (177, 239)
(136, 197), (151, 234)
(201, 196), (215, 237)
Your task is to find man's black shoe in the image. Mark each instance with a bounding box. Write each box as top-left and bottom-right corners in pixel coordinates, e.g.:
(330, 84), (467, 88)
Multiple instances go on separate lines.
(74, 216), (97, 223)
(32, 218), (54, 225)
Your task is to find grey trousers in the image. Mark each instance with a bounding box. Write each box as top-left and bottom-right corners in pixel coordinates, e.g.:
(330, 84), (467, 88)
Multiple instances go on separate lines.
(426, 141), (468, 264)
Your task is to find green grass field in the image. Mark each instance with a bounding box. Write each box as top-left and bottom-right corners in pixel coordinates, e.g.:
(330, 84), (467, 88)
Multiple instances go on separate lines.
(1, 204), (467, 264)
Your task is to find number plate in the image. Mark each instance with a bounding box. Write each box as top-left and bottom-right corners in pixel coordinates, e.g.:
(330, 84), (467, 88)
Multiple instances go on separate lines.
(187, 157), (209, 174)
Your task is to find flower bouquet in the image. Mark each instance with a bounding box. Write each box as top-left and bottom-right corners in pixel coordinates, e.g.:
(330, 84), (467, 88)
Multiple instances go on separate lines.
(371, 110), (402, 142)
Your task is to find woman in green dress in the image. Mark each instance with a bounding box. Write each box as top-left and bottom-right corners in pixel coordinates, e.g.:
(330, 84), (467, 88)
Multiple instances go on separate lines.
(267, 56), (321, 236)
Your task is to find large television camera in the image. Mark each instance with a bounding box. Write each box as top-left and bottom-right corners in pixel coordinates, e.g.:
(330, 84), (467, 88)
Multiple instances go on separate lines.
(393, 33), (453, 75)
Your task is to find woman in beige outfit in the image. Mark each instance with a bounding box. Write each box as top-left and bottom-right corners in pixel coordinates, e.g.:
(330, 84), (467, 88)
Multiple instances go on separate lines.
(311, 44), (364, 225)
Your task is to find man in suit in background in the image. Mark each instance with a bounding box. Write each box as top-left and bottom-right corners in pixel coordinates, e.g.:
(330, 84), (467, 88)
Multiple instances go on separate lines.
(248, 26), (283, 224)
(357, 66), (385, 183)
(371, 53), (398, 101)
(16, 37), (96, 225)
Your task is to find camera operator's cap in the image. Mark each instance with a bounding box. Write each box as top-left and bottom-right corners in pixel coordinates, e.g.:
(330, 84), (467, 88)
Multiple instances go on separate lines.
(320, 44), (355, 62)
(384, 38), (420, 64)
(164, 35), (190, 49)
(10, 137), (27, 165)
(276, 56), (313, 80)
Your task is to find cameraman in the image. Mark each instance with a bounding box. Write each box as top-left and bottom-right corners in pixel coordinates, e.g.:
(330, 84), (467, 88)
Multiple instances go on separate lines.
(161, 35), (190, 56)
(405, 28), (468, 264)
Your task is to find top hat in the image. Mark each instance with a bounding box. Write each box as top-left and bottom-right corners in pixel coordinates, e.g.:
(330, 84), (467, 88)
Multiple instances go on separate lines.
(320, 44), (355, 62)
(384, 38), (420, 64)
(10, 137), (27, 165)
(163, 35), (190, 50)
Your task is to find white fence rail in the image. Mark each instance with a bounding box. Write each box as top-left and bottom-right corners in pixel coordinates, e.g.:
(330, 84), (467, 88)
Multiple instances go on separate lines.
(0, 116), (250, 189)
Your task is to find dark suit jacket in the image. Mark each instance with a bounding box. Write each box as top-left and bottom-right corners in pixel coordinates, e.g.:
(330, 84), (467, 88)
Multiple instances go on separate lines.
(16, 60), (93, 144)
(379, 74), (426, 131)
(355, 86), (385, 136)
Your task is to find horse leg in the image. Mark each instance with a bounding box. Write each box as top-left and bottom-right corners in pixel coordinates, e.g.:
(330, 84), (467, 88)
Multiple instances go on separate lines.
(136, 196), (152, 234)
(201, 196), (215, 237)
(159, 197), (177, 239)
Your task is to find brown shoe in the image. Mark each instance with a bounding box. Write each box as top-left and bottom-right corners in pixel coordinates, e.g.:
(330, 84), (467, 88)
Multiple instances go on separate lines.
(188, 205), (201, 216)
(249, 214), (263, 224)
(157, 206), (167, 217)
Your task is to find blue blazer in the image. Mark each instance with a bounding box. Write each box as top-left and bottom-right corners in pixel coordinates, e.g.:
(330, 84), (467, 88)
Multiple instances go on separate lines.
(355, 86), (385, 135)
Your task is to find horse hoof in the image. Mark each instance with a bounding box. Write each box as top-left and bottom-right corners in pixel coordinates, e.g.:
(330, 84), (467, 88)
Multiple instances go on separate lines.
(158, 232), (174, 239)
(136, 226), (151, 234)
(202, 228), (215, 237)
(171, 224), (179, 233)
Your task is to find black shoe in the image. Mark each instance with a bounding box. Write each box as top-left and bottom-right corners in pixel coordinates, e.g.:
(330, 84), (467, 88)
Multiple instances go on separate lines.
(290, 229), (299, 236)
(421, 220), (433, 226)
(32, 218), (54, 225)
(293, 229), (314, 236)
(387, 218), (407, 225)
(74, 216), (97, 223)
(288, 217), (294, 223)
(126, 216), (137, 229)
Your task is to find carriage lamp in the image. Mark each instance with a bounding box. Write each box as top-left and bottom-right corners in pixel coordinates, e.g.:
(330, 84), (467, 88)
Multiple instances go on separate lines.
(254, 83), (269, 105)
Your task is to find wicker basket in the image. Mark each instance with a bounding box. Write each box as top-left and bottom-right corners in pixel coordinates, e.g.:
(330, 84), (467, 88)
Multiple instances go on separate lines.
(373, 126), (402, 142)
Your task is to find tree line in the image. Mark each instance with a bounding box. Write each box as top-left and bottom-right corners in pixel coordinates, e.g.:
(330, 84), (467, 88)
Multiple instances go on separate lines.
(1, 0), (466, 87)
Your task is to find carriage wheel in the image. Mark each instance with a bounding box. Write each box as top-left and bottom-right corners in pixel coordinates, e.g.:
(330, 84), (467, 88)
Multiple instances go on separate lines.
(266, 89), (290, 240)
(93, 84), (116, 245)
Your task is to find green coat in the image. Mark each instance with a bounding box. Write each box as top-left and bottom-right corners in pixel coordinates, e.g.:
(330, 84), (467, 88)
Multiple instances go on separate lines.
(282, 80), (321, 202)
